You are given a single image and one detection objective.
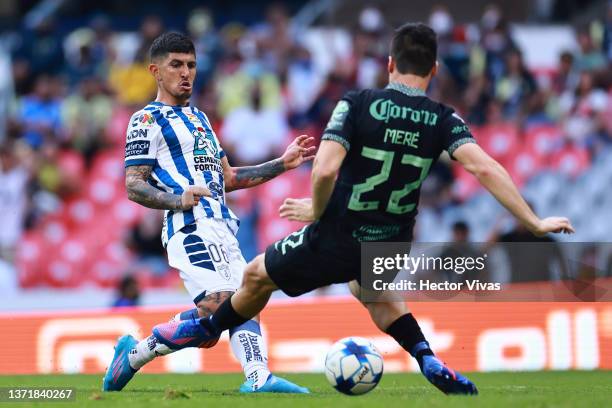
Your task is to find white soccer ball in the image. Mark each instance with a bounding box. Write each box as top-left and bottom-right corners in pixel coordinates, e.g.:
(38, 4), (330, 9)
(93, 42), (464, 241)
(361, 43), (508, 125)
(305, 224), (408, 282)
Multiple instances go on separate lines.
(324, 337), (384, 395)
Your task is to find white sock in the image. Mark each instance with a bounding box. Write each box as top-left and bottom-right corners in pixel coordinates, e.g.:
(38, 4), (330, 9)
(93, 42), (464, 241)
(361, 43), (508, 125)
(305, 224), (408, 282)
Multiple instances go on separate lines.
(128, 335), (173, 370)
(229, 320), (270, 390)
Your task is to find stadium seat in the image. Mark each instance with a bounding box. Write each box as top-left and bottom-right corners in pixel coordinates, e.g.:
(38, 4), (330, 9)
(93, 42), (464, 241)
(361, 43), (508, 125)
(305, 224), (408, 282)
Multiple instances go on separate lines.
(551, 143), (590, 178)
(524, 125), (563, 164)
(451, 165), (481, 201)
(256, 168), (312, 251)
(473, 123), (519, 164)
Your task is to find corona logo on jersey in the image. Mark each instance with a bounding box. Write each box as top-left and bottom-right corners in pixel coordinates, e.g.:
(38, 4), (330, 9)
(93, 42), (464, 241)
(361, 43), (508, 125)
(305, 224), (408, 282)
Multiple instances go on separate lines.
(1, 298), (612, 374)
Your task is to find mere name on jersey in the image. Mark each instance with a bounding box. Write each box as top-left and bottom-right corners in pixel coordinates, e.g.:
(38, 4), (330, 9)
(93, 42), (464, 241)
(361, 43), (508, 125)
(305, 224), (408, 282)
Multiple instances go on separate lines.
(124, 102), (237, 245)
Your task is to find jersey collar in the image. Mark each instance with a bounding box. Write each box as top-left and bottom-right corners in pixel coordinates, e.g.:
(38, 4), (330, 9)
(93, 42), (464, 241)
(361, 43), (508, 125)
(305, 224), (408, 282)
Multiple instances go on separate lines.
(386, 82), (426, 97)
(148, 101), (190, 108)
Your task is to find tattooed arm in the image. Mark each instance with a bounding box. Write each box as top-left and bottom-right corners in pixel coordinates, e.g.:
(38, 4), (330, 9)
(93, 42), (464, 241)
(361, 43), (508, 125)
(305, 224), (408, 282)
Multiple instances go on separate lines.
(223, 157), (285, 192)
(222, 135), (316, 192)
(125, 165), (210, 210)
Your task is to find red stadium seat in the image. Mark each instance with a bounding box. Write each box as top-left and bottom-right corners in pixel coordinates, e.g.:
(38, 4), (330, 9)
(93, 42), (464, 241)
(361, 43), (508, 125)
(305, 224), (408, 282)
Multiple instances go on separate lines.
(451, 165), (481, 201)
(524, 125), (563, 164)
(256, 168), (312, 251)
(89, 242), (134, 288)
(473, 123), (519, 164)
(105, 106), (133, 147)
(552, 143), (590, 178)
(15, 232), (48, 288)
(505, 147), (546, 188)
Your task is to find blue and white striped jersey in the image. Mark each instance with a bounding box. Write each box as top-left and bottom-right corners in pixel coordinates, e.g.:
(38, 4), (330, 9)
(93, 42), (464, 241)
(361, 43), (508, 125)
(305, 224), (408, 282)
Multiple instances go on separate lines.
(124, 101), (238, 246)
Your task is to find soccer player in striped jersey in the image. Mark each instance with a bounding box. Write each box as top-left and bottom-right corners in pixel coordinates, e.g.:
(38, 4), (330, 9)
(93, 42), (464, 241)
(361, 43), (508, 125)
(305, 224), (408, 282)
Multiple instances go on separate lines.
(103, 32), (314, 393)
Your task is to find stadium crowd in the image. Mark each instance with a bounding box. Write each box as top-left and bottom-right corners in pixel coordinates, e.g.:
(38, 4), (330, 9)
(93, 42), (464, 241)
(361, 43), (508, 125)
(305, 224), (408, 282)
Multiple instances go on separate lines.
(0, 3), (611, 292)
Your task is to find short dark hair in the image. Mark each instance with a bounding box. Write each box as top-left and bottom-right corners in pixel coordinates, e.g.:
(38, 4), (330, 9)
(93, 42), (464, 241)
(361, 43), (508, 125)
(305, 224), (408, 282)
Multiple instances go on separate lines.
(390, 23), (437, 77)
(452, 221), (469, 233)
(149, 32), (195, 61)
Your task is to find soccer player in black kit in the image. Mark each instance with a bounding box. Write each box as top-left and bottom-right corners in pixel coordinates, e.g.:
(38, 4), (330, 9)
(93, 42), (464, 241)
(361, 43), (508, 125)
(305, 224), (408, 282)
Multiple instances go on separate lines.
(153, 23), (574, 395)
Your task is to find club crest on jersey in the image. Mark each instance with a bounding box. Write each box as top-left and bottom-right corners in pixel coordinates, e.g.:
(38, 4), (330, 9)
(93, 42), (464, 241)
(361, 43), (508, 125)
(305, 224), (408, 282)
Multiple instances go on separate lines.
(193, 127), (217, 156)
(217, 264), (231, 281)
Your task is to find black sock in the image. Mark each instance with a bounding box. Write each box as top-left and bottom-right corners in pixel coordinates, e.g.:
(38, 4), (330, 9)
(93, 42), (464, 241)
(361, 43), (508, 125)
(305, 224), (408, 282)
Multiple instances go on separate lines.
(385, 313), (434, 370)
(203, 294), (249, 333)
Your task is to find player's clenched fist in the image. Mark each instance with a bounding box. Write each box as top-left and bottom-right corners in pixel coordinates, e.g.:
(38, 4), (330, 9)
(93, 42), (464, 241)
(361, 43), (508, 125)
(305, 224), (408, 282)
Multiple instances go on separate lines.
(180, 186), (211, 210)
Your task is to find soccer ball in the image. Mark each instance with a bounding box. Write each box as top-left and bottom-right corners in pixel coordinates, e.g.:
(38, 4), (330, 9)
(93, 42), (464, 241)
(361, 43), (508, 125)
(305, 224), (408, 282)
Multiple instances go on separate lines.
(324, 337), (384, 395)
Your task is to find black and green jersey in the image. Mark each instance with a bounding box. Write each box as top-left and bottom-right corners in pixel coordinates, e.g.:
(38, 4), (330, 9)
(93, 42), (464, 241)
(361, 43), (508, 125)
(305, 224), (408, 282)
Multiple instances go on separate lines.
(320, 82), (476, 242)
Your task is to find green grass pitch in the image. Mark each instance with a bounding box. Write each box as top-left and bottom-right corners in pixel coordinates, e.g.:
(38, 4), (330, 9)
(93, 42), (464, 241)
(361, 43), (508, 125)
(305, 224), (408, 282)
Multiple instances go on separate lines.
(1, 371), (611, 407)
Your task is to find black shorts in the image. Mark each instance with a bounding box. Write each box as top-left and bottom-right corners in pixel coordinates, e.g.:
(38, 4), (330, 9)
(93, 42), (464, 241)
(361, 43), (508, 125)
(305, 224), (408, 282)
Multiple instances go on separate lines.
(265, 221), (360, 297)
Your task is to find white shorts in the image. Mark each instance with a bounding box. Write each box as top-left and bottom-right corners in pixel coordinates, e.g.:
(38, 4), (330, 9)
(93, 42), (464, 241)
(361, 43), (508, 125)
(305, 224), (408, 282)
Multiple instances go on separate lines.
(166, 217), (245, 303)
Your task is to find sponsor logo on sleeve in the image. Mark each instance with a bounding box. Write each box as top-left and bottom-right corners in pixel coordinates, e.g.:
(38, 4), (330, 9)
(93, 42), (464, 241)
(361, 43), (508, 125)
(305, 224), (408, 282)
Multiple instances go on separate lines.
(131, 113), (155, 128)
(125, 140), (151, 157)
(127, 128), (149, 141)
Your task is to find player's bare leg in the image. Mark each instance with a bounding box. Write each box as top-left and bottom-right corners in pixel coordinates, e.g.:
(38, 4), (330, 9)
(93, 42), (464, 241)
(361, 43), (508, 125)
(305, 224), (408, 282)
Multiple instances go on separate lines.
(153, 255), (275, 340)
(230, 254), (278, 318)
(348, 280), (477, 395)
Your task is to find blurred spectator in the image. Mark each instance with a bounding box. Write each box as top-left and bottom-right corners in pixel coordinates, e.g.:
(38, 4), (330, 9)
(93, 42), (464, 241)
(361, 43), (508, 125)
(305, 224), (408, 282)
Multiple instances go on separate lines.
(478, 5), (516, 83)
(61, 77), (113, 159)
(574, 29), (607, 72)
(494, 49), (537, 119)
(604, 2), (612, 62)
(12, 18), (64, 80)
(108, 16), (161, 105)
(0, 141), (29, 262)
(285, 45), (324, 127)
(63, 28), (105, 88)
(214, 24), (283, 118)
(438, 221), (488, 283)
(491, 213), (569, 282)
(551, 51), (579, 96)
(112, 275), (141, 307)
(17, 75), (63, 149)
(558, 71), (608, 146)
(253, 3), (297, 73)
(221, 83), (288, 165)
(126, 211), (168, 277)
(188, 8), (223, 92)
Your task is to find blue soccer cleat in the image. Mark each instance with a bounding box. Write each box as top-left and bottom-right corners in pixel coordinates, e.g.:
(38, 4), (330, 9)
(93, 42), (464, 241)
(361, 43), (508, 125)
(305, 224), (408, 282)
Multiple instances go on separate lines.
(152, 317), (217, 350)
(421, 355), (478, 395)
(239, 374), (310, 394)
(103, 335), (138, 392)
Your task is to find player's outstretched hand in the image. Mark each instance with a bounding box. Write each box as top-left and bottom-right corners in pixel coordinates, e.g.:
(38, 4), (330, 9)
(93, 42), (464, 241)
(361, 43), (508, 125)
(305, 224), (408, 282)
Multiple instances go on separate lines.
(181, 186), (211, 210)
(279, 198), (314, 222)
(281, 135), (316, 170)
(531, 217), (575, 237)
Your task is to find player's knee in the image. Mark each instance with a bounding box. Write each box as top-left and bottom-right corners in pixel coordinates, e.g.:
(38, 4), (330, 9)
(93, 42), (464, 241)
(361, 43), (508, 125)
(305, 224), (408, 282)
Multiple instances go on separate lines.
(243, 255), (274, 292)
(348, 280), (361, 300)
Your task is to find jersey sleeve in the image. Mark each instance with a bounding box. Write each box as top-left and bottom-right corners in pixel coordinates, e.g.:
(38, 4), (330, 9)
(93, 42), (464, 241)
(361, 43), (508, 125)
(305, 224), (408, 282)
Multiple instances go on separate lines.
(321, 91), (358, 152)
(124, 111), (162, 167)
(439, 109), (477, 160)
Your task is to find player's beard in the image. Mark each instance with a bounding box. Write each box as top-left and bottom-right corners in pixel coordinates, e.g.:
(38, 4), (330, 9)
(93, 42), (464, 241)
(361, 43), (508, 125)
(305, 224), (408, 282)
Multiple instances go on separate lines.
(170, 86), (192, 105)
